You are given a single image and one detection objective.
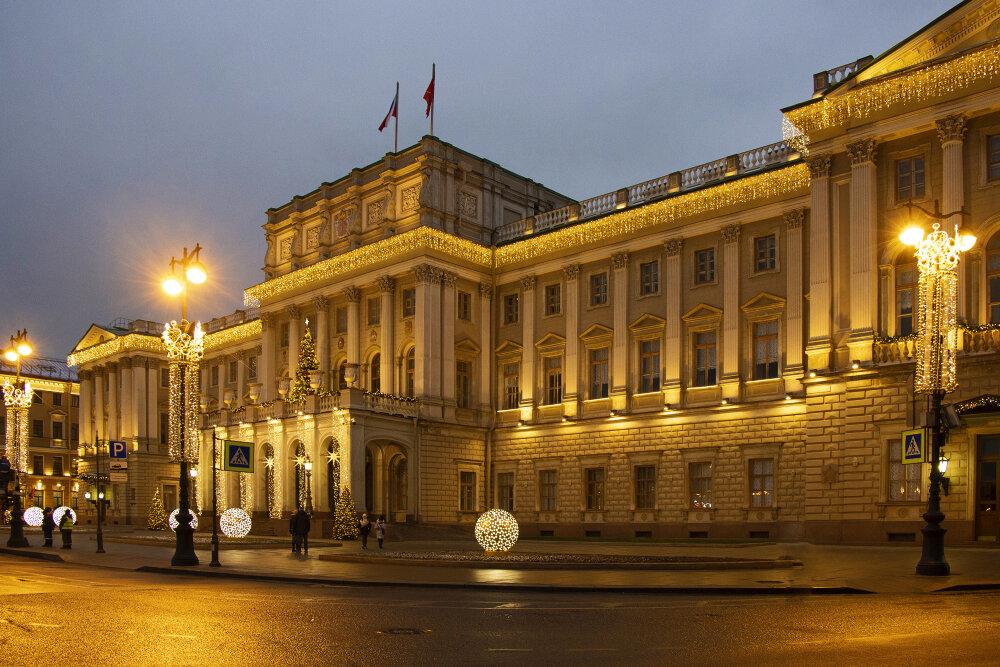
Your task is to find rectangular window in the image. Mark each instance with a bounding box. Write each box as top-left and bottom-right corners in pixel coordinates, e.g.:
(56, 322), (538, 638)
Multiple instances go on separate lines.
(53, 490), (63, 508)
(497, 472), (514, 512)
(755, 234), (776, 272)
(52, 457), (63, 476)
(639, 261), (659, 295)
(689, 462), (712, 508)
(638, 340), (661, 393)
(32, 455), (44, 476)
(160, 367), (169, 387)
(544, 356), (562, 405)
(71, 424), (78, 442)
(159, 412), (168, 445)
(694, 331), (717, 386)
(503, 294), (519, 325)
(459, 471), (476, 511)
(52, 392), (62, 406)
(402, 288), (416, 317)
(889, 439), (922, 501)
(749, 459), (774, 508)
(896, 264), (919, 336)
(989, 135), (1000, 182)
(280, 323), (290, 348)
(585, 468), (605, 511)
(32, 419), (43, 438)
(896, 155), (925, 200)
(590, 273), (608, 306)
(589, 347), (609, 399)
(457, 291), (472, 321)
(336, 307), (348, 333)
(247, 355), (258, 380)
(753, 320), (779, 380)
(456, 360), (471, 409)
(502, 363), (520, 410)
(539, 470), (557, 511)
(987, 241), (1000, 323)
(228, 360), (237, 383)
(367, 297), (381, 325)
(52, 421), (64, 440)
(33, 392), (42, 404)
(33, 492), (44, 508)
(634, 465), (655, 510)
(695, 249), (716, 284)
(71, 395), (79, 407)
(210, 365), (219, 387)
(544, 284), (561, 315)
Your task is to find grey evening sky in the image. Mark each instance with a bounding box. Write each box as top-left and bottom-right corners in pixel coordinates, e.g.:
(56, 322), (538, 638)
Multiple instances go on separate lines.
(0, 1), (955, 360)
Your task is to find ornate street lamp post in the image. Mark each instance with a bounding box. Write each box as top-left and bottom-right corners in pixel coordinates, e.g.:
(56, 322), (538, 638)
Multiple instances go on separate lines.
(899, 207), (976, 576)
(4, 329), (33, 548)
(162, 245), (207, 566)
(304, 457), (314, 515)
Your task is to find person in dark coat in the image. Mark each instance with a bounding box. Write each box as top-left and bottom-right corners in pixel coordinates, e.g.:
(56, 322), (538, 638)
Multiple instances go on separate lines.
(358, 513), (371, 550)
(41, 507), (55, 547)
(0, 455), (10, 495)
(58, 511), (73, 549)
(290, 506), (311, 554)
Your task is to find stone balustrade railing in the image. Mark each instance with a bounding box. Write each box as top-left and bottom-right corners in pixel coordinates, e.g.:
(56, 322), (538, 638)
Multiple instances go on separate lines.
(873, 327), (1000, 366)
(198, 388), (413, 428)
(494, 140), (799, 244)
(813, 56), (874, 94)
(364, 392), (419, 418)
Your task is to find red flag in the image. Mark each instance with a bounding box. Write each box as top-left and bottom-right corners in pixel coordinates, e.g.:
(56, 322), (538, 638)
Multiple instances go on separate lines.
(423, 71), (435, 118)
(378, 91), (398, 132)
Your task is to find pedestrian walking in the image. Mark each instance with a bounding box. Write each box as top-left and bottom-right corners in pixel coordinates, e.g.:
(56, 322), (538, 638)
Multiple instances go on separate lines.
(59, 511), (73, 549)
(290, 506), (311, 554)
(358, 513), (371, 550)
(41, 507), (55, 547)
(374, 515), (386, 549)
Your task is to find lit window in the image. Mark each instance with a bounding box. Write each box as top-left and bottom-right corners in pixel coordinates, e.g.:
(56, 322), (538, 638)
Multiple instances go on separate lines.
(539, 470), (557, 511)
(755, 235), (776, 272)
(503, 294), (519, 325)
(634, 465), (655, 510)
(987, 234), (1000, 323)
(406, 349), (416, 398)
(502, 363), (520, 410)
(752, 320), (779, 380)
(896, 155), (925, 201)
(402, 288), (416, 318)
(749, 459), (774, 508)
(496, 472), (514, 512)
(638, 340), (660, 393)
(585, 468), (605, 511)
(889, 438), (921, 501)
(689, 462), (712, 508)
(457, 291), (472, 321)
(639, 261), (659, 295)
(459, 471), (476, 511)
(544, 356), (562, 405)
(896, 263), (918, 335)
(456, 359), (470, 408)
(590, 273), (608, 306)
(695, 248), (715, 284)
(369, 354), (380, 393)
(988, 135), (1000, 182)
(693, 331), (717, 387)
(544, 284), (561, 316)
(589, 348), (609, 399)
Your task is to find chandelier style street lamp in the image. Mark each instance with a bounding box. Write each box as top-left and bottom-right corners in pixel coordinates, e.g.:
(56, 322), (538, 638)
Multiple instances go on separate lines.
(3, 329), (33, 548)
(304, 457), (314, 515)
(899, 205), (976, 576)
(162, 245), (207, 566)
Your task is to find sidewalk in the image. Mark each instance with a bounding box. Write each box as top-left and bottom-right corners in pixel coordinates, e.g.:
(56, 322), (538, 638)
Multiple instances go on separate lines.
(2, 528), (998, 594)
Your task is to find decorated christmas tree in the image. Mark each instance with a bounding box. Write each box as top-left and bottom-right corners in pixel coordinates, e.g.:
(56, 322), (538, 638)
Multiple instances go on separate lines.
(333, 485), (359, 540)
(147, 489), (168, 531)
(289, 323), (319, 402)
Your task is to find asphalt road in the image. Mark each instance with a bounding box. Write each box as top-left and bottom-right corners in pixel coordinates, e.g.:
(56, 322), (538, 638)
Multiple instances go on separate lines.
(1, 555), (999, 666)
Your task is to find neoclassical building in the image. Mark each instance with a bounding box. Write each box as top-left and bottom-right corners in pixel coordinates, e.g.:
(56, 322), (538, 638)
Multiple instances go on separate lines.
(70, 0), (1000, 543)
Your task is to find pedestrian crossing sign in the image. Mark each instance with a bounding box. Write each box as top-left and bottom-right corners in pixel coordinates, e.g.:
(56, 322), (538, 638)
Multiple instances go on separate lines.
(902, 428), (928, 464)
(223, 440), (254, 473)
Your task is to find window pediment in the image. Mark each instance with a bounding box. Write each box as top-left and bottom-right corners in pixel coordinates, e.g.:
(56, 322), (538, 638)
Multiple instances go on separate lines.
(580, 323), (614, 342)
(495, 340), (523, 359)
(535, 332), (566, 352)
(629, 313), (666, 336)
(455, 338), (481, 355)
(682, 304), (723, 324)
(741, 292), (786, 315)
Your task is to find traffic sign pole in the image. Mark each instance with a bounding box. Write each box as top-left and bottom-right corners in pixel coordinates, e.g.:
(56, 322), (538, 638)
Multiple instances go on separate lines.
(210, 431), (221, 567)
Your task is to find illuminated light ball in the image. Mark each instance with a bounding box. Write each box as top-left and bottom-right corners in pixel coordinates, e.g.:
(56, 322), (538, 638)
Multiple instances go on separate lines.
(474, 508), (519, 553)
(53, 507), (76, 527)
(168, 508), (199, 532)
(219, 508), (252, 538)
(23, 506), (44, 527)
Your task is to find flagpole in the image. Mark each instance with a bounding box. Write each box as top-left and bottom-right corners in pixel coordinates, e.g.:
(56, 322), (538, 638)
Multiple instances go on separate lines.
(430, 63), (435, 136)
(394, 81), (399, 153)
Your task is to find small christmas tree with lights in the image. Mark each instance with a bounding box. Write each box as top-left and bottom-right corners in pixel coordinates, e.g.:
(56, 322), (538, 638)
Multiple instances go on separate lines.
(333, 485), (359, 540)
(289, 322), (319, 402)
(148, 489), (168, 531)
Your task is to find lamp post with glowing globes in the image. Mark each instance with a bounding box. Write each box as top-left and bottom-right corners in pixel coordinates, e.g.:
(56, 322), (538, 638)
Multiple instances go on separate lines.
(3, 330), (33, 548)
(161, 245), (207, 566)
(898, 203), (975, 576)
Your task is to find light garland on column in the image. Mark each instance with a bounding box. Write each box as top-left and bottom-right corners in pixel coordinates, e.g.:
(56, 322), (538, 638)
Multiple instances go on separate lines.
(163, 321), (204, 463)
(267, 419), (282, 518)
(239, 422), (254, 512)
(4, 379), (32, 472)
(215, 427), (227, 512)
(191, 462), (201, 515)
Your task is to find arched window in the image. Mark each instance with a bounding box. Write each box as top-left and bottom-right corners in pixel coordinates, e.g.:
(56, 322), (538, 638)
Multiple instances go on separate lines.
(327, 440), (340, 514)
(337, 362), (347, 390)
(895, 261), (918, 336)
(988, 233), (1000, 323)
(405, 348), (415, 397)
(370, 354), (381, 393)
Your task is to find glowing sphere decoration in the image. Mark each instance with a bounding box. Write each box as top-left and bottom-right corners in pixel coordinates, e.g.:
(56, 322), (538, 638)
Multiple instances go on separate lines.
(474, 508), (519, 553)
(219, 508), (252, 538)
(23, 506), (44, 527)
(53, 507), (76, 527)
(168, 508), (199, 532)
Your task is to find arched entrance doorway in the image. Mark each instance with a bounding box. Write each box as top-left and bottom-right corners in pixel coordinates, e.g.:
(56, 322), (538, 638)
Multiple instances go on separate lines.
(388, 453), (408, 521)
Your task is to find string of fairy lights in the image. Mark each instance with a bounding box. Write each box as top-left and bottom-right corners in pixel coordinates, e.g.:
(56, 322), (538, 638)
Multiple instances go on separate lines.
(4, 379), (32, 472)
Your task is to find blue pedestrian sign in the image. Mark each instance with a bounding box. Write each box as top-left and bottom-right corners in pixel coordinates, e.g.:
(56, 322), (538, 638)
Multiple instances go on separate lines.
(902, 428), (928, 464)
(109, 440), (128, 470)
(223, 440), (254, 473)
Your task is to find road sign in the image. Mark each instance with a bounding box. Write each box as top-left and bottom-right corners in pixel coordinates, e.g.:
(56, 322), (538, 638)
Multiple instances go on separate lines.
(223, 440), (254, 473)
(902, 428), (928, 464)
(109, 440), (128, 470)
(109, 472), (128, 482)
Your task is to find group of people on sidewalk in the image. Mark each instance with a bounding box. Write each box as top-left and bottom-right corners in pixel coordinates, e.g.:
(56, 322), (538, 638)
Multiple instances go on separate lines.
(288, 507), (387, 554)
(39, 507), (74, 549)
(358, 513), (386, 550)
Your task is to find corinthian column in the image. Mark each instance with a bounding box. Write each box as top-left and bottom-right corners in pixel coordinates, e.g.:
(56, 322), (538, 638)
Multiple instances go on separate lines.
(936, 114), (968, 321)
(721, 224), (740, 400)
(846, 137), (878, 364)
(287, 305), (301, 383)
(562, 265), (580, 417)
(805, 155), (832, 372)
(312, 295), (330, 388)
(663, 239), (683, 405)
(784, 209), (805, 389)
(260, 312), (276, 402)
(611, 252), (629, 410)
(377, 275), (396, 394)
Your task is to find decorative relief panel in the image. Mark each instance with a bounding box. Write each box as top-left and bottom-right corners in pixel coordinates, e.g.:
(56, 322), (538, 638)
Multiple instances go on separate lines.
(402, 185), (420, 211)
(305, 227), (320, 251)
(459, 192), (478, 219)
(279, 238), (293, 262)
(367, 200), (385, 227)
(333, 207), (356, 239)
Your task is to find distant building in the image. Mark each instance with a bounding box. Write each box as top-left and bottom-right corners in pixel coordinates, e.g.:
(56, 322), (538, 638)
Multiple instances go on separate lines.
(70, 0), (1000, 543)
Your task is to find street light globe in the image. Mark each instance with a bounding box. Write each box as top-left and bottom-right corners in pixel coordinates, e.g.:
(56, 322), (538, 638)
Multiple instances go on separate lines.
(16, 341), (31, 357)
(185, 261), (207, 285)
(162, 276), (184, 295)
(899, 227), (925, 246)
(304, 460), (313, 472)
(3, 348), (18, 362)
(959, 233), (977, 252)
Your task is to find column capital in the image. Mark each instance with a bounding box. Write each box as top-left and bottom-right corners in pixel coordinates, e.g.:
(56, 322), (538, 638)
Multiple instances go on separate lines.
(721, 223), (741, 244)
(377, 275), (396, 294)
(260, 311), (276, 329)
(664, 237), (684, 257)
(479, 281), (494, 299)
(286, 304), (301, 320)
(344, 286), (362, 303)
(106, 361), (118, 374)
(806, 154), (831, 178)
(846, 137), (877, 166)
(783, 208), (805, 230)
(563, 263), (580, 281)
(935, 113), (966, 144)
(442, 271), (458, 288)
(312, 294), (329, 310)
(119, 356), (132, 370)
(611, 252), (629, 271)
(79, 369), (93, 382)
(520, 275), (536, 291)
(414, 264), (438, 285)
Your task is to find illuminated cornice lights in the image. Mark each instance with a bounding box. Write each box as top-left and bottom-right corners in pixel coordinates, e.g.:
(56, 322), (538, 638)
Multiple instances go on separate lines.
(474, 508), (519, 553)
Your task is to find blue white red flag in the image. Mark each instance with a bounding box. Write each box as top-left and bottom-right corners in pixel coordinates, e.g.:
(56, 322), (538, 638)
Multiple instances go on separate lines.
(378, 91), (398, 132)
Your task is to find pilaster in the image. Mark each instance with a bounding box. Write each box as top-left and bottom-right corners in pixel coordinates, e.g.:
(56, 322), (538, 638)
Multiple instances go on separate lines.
(478, 282), (493, 409)
(936, 113), (968, 321)
(107, 362), (118, 441)
(611, 252), (629, 410)
(846, 137), (878, 364)
(519, 275), (537, 420)
(783, 209), (805, 391)
(377, 275), (396, 395)
(805, 154), (833, 372)
(260, 312), (276, 402)
(441, 272), (458, 413)
(721, 224), (741, 400)
(562, 264), (580, 417)
(663, 238), (683, 405)
(287, 305), (301, 384)
(344, 287), (361, 370)
(312, 295), (330, 388)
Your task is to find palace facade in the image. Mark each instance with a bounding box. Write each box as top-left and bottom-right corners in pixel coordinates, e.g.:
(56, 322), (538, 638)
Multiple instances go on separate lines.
(69, 0), (1000, 543)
